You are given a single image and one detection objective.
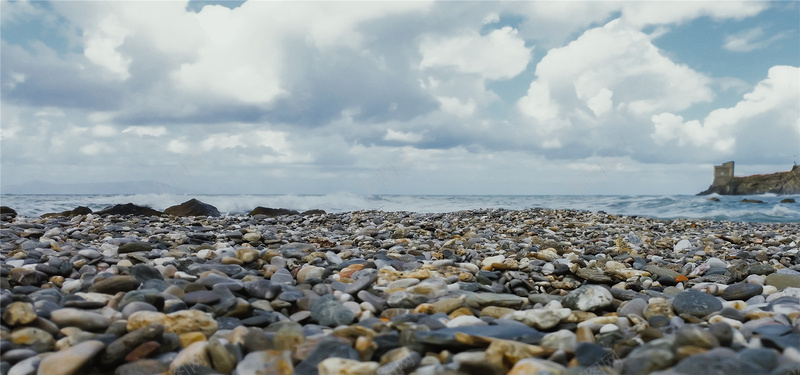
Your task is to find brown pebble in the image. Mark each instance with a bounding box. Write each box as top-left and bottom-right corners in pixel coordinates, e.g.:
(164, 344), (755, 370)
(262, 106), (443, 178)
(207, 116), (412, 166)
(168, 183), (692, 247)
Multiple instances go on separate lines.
(125, 341), (161, 362)
(576, 326), (595, 343)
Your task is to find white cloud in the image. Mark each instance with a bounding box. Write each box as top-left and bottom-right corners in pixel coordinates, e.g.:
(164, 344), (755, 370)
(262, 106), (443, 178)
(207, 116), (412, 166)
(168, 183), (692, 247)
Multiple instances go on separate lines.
(651, 65), (800, 154)
(518, 19), (714, 142)
(167, 138), (191, 154)
(437, 96), (475, 118)
(619, 1), (767, 29)
(82, 15), (132, 80)
(91, 124), (116, 138)
(517, 81), (560, 125)
(384, 129), (424, 143)
(419, 26), (532, 80)
(122, 126), (167, 137)
(79, 141), (114, 155)
(201, 134), (247, 151)
(723, 27), (789, 52)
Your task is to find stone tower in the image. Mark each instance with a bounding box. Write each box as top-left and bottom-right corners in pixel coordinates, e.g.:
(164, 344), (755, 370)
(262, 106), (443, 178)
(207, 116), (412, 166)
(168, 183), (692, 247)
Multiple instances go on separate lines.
(712, 161), (734, 186)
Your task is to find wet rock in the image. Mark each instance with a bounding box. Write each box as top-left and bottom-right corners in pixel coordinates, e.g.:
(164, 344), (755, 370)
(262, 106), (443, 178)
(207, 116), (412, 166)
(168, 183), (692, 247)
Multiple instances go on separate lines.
(164, 199), (221, 217)
(248, 207), (300, 217)
(117, 242), (153, 254)
(95, 203), (162, 216)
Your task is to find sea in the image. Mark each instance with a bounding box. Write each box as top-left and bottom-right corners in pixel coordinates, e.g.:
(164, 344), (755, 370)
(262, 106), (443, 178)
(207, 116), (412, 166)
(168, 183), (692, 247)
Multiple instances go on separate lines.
(1, 193), (799, 223)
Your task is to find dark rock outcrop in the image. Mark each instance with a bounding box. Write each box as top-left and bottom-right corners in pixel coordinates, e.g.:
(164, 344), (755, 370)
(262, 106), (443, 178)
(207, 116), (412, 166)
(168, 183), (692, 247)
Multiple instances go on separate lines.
(0, 206), (17, 221)
(781, 198), (796, 203)
(41, 206), (92, 218)
(95, 203), (163, 216)
(698, 165), (800, 195)
(248, 207), (300, 217)
(740, 199), (765, 204)
(164, 199), (220, 217)
(301, 209), (327, 216)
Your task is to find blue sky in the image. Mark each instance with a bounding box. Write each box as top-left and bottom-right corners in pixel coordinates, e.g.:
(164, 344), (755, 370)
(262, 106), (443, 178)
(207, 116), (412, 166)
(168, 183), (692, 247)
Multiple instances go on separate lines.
(1, 0), (798, 195)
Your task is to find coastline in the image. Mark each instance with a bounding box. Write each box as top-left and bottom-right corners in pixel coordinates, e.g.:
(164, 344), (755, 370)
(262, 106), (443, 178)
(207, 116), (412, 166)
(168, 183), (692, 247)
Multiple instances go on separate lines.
(1, 207), (799, 374)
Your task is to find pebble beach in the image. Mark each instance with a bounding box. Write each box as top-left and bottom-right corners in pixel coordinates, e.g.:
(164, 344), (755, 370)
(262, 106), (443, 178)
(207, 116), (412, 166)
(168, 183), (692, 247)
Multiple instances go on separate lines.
(1, 202), (799, 375)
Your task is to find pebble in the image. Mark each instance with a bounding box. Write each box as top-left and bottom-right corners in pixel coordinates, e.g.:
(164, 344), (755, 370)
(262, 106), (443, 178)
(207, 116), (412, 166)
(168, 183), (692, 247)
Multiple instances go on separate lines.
(0, 205), (798, 375)
(721, 283), (763, 301)
(37, 340), (105, 375)
(673, 290), (723, 318)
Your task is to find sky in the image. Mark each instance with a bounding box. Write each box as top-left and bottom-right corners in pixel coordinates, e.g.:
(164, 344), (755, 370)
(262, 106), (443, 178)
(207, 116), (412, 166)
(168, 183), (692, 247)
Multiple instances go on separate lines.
(1, 0), (798, 195)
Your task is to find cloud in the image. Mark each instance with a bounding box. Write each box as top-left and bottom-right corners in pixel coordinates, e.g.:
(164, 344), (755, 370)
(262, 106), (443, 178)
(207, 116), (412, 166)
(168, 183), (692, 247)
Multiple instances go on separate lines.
(651, 66), (800, 161)
(419, 26), (532, 81)
(79, 142), (114, 156)
(83, 15), (132, 80)
(723, 27), (790, 52)
(618, 1), (767, 28)
(384, 129), (425, 143)
(516, 19), (714, 152)
(122, 126), (167, 137)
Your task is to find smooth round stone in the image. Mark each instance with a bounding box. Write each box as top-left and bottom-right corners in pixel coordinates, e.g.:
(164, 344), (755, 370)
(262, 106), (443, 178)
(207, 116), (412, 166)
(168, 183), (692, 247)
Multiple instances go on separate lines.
(311, 295), (355, 327)
(765, 273), (800, 290)
(618, 298), (647, 318)
(574, 342), (613, 367)
(2, 302), (37, 326)
(100, 324), (164, 366)
(671, 352), (763, 375)
(7, 356), (40, 375)
(737, 348), (779, 371)
(37, 340), (105, 375)
(541, 329), (577, 351)
(709, 322), (733, 347)
(117, 242), (153, 254)
(563, 285), (613, 312)
(648, 315), (670, 328)
(130, 264), (164, 282)
(235, 350), (294, 375)
(182, 290), (221, 306)
(675, 326), (719, 349)
(721, 283), (763, 301)
(1, 348), (37, 363)
(121, 301), (158, 318)
(717, 307), (745, 322)
(114, 359), (169, 375)
(748, 264), (775, 276)
(49, 308), (111, 331)
(673, 290), (723, 318)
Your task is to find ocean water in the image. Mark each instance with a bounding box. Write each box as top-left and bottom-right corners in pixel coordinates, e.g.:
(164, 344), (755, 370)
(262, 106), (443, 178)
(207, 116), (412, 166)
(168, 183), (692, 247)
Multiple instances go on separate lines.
(2, 193), (799, 223)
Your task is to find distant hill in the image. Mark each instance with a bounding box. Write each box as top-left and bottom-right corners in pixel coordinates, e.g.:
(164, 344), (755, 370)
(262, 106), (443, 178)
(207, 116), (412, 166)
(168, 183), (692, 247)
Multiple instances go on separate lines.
(1, 180), (189, 195)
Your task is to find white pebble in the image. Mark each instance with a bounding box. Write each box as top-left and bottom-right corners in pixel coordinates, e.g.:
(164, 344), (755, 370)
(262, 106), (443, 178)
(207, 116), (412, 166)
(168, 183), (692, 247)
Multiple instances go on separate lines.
(745, 275), (766, 285)
(709, 315), (742, 329)
(360, 302), (376, 313)
(762, 285), (778, 295)
(342, 301), (361, 316)
(61, 280), (82, 294)
(599, 324), (619, 333)
(446, 315), (487, 328)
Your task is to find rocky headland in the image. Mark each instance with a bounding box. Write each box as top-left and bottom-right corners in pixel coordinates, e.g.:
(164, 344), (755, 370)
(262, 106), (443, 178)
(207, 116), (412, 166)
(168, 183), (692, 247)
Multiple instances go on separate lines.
(1, 200), (799, 375)
(698, 164), (800, 196)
